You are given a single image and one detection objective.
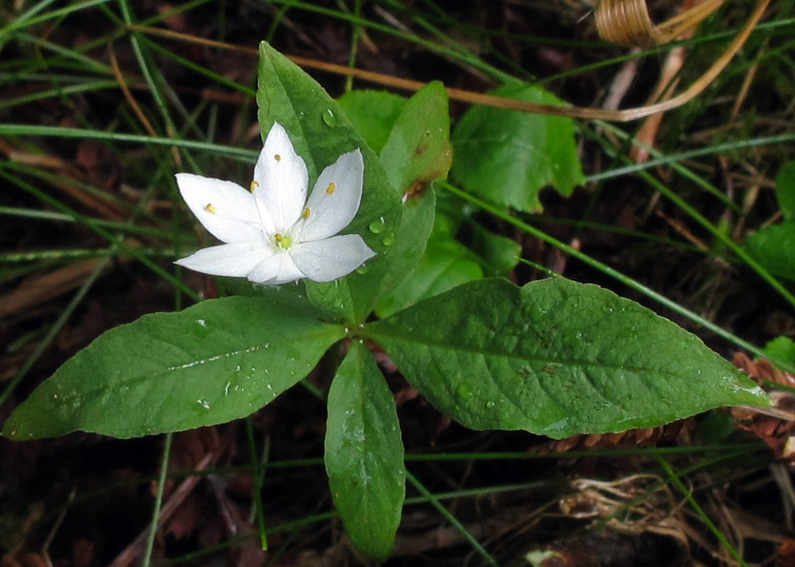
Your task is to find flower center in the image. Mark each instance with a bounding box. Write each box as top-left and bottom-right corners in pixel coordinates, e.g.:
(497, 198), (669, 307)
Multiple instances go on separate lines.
(273, 232), (293, 249)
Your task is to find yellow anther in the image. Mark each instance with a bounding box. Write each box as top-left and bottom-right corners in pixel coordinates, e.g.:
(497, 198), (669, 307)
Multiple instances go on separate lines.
(274, 154), (281, 162)
(249, 180), (260, 192)
(302, 207), (311, 219)
(325, 182), (336, 195)
(274, 233), (284, 243)
(204, 203), (217, 214)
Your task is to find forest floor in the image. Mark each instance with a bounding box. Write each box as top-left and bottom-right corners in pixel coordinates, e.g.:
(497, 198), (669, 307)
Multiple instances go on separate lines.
(1, 1), (795, 566)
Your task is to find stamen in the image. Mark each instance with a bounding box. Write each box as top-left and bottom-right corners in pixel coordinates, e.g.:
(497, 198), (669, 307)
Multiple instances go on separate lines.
(274, 154), (281, 162)
(302, 207), (311, 219)
(204, 203), (217, 213)
(249, 180), (260, 192)
(325, 182), (336, 195)
(274, 233), (284, 243)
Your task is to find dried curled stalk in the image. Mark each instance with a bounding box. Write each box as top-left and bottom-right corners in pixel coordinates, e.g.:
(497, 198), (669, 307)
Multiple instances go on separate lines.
(595, 0), (725, 48)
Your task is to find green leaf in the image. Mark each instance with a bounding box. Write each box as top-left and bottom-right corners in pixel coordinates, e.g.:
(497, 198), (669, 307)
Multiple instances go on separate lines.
(325, 341), (405, 560)
(764, 336), (795, 364)
(374, 189), (437, 318)
(695, 410), (736, 444)
(376, 238), (483, 318)
(468, 221), (521, 276)
(257, 42), (402, 323)
(366, 277), (769, 439)
(433, 190), (468, 237)
(337, 90), (406, 153)
(745, 222), (795, 281)
(379, 81), (452, 199)
(373, 82), (452, 304)
(451, 83), (584, 212)
(3, 297), (344, 439)
(776, 160), (795, 221)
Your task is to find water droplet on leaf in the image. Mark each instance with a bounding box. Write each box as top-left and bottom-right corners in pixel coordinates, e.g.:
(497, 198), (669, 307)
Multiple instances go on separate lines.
(321, 108), (337, 127)
(194, 318), (211, 338)
(382, 233), (395, 246)
(197, 398), (211, 410)
(368, 217), (386, 234)
(456, 383), (474, 400)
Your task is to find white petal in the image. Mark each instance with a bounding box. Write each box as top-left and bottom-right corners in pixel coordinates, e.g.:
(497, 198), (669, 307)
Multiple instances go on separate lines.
(253, 123), (309, 232)
(289, 234), (375, 283)
(176, 173), (262, 243)
(175, 242), (274, 278)
(296, 149), (364, 242)
(247, 251), (306, 285)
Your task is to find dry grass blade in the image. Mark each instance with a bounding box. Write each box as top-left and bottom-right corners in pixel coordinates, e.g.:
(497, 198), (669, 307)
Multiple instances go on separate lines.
(108, 42), (158, 139)
(0, 259), (110, 319)
(107, 452), (216, 567)
(129, 0), (769, 122)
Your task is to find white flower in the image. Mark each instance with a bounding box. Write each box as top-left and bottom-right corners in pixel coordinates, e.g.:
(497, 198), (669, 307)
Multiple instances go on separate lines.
(174, 122), (376, 285)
